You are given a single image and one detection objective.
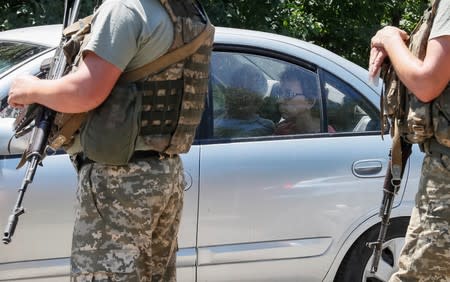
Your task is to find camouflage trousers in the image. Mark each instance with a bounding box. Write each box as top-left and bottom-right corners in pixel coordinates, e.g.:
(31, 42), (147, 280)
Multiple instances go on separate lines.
(70, 155), (184, 282)
(390, 154), (450, 282)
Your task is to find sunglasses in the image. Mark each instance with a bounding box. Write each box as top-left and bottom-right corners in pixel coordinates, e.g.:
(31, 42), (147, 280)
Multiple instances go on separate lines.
(275, 88), (315, 100)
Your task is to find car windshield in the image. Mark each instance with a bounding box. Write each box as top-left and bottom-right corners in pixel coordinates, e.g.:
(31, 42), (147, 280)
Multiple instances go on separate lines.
(0, 41), (47, 76)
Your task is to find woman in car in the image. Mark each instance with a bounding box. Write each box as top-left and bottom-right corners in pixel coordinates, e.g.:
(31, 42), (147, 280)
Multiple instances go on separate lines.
(274, 67), (335, 135)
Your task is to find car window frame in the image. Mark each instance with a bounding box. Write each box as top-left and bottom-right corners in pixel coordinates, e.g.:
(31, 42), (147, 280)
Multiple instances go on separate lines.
(195, 44), (382, 145)
(0, 40), (52, 80)
(317, 68), (382, 135)
(196, 44), (322, 144)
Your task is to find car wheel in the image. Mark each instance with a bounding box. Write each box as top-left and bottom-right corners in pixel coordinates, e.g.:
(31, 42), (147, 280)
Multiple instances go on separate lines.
(334, 217), (410, 282)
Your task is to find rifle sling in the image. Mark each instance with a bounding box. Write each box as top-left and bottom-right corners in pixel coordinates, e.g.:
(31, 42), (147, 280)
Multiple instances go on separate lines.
(391, 118), (403, 182)
(50, 113), (86, 148)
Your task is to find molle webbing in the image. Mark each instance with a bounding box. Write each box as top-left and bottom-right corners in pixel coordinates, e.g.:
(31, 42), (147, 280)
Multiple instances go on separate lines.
(135, 75), (209, 136)
(136, 79), (183, 135)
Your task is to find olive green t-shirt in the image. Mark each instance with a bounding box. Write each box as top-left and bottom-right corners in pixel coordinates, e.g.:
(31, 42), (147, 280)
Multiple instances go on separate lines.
(84, 0), (174, 71)
(430, 0), (450, 40)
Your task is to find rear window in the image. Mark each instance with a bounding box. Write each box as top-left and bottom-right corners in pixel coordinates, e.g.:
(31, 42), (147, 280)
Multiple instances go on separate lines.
(0, 41), (47, 76)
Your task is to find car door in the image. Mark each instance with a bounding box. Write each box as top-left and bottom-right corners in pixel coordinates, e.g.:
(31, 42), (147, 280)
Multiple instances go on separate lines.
(195, 48), (398, 281)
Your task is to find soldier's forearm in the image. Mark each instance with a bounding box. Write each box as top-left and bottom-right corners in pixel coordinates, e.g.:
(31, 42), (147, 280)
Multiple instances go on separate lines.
(29, 53), (122, 113)
(385, 36), (450, 102)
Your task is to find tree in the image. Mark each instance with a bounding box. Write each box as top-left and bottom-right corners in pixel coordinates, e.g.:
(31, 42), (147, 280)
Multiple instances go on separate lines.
(203, 0), (428, 67)
(0, 0), (96, 31)
(1, 0), (428, 68)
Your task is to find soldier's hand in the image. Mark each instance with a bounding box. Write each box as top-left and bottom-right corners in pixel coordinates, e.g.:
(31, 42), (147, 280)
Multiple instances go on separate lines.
(371, 26), (409, 49)
(8, 75), (40, 108)
(369, 26), (409, 85)
(368, 47), (386, 83)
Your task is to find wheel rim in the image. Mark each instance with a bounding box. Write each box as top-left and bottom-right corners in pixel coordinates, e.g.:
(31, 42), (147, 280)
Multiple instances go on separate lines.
(362, 237), (405, 282)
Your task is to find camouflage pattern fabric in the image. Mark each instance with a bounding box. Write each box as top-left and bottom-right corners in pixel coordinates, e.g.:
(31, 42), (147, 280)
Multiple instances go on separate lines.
(70, 156), (184, 282)
(389, 154), (450, 282)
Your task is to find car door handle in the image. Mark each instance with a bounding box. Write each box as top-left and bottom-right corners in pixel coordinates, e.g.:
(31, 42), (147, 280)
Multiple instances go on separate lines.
(183, 171), (192, 191)
(352, 159), (386, 178)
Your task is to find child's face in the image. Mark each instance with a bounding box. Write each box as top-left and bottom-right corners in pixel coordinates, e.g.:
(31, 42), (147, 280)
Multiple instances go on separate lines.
(278, 80), (314, 118)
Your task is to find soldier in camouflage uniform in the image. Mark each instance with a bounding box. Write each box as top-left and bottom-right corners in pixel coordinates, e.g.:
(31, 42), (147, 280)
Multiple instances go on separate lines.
(369, 1), (450, 281)
(8, 0), (214, 281)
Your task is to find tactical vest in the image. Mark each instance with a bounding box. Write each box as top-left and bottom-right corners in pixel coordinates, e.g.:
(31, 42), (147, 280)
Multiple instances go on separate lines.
(50, 0), (214, 165)
(382, 0), (450, 148)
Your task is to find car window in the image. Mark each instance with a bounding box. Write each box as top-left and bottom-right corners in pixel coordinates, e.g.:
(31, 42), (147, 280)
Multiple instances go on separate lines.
(323, 70), (380, 133)
(209, 51), (322, 139)
(0, 42), (46, 76)
(0, 42), (48, 119)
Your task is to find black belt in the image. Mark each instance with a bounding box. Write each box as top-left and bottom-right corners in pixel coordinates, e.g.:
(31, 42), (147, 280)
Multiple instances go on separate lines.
(130, 150), (169, 160)
(423, 138), (450, 158)
(73, 151), (172, 170)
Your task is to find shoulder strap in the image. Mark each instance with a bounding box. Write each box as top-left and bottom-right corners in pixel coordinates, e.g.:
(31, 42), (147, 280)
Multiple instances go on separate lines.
(119, 22), (214, 83)
(63, 15), (93, 37)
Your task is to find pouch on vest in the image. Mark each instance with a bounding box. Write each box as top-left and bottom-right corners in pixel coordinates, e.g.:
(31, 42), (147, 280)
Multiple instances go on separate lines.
(80, 84), (142, 165)
(433, 85), (450, 147)
(403, 2), (435, 144)
(405, 95), (433, 143)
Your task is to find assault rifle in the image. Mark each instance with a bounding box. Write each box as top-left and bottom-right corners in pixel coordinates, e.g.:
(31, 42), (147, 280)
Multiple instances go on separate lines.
(367, 132), (412, 273)
(366, 63), (413, 272)
(2, 0), (81, 244)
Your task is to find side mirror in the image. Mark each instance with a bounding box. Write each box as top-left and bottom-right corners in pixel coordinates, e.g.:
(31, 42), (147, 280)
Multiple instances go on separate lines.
(0, 118), (29, 155)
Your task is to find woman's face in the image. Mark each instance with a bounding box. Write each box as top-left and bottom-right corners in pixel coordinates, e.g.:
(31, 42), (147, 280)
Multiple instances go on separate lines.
(278, 80), (314, 118)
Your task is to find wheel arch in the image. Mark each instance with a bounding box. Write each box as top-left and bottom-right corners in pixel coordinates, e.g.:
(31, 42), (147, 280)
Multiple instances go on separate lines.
(322, 202), (413, 282)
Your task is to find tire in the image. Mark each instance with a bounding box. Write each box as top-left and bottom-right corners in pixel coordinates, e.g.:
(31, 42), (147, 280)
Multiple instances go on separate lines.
(334, 217), (410, 282)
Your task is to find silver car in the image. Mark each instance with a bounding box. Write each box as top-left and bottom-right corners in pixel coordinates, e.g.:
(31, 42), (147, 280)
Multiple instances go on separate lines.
(0, 25), (423, 282)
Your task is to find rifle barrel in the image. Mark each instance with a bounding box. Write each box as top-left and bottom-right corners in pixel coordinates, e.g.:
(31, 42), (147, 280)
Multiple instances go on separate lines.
(2, 156), (39, 244)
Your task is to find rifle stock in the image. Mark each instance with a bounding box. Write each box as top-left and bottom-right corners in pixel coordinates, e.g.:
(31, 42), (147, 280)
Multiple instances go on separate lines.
(2, 0), (81, 244)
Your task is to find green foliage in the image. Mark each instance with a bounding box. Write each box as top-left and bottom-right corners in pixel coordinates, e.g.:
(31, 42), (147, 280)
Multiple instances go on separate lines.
(0, 1), (97, 31)
(202, 0), (281, 32)
(1, 1), (44, 30)
(203, 0), (429, 67)
(0, 0), (429, 68)
(398, 0), (429, 32)
(297, 0), (390, 67)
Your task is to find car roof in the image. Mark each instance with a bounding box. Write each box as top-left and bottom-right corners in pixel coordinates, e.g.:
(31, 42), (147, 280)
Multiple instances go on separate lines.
(0, 25), (380, 93)
(0, 24), (62, 47)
